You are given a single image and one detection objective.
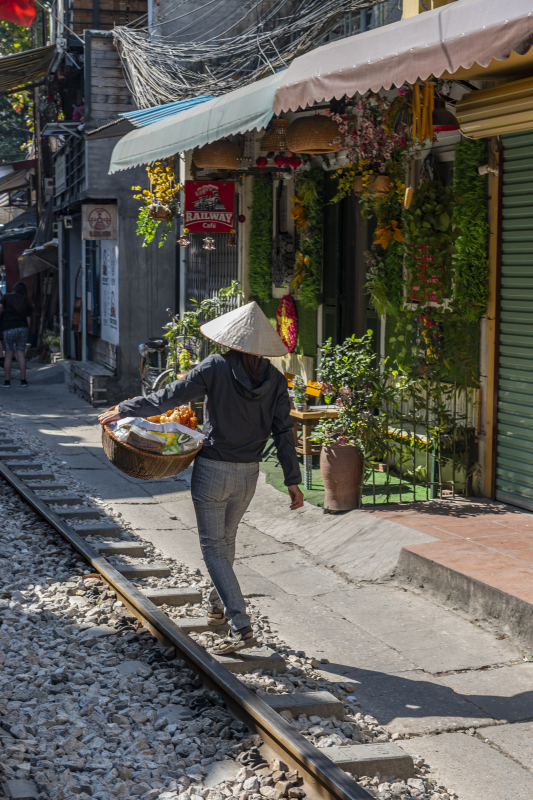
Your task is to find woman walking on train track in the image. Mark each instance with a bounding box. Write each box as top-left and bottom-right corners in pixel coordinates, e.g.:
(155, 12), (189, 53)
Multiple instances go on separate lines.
(99, 301), (304, 654)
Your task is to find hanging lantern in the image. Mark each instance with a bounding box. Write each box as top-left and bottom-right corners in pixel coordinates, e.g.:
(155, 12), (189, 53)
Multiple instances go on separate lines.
(289, 155), (302, 169)
(432, 96), (460, 133)
(286, 115), (342, 154)
(259, 118), (290, 151)
(228, 229), (237, 247)
(273, 153), (285, 168)
(256, 156), (268, 168)
(202, 236), (216, 250)
(178, 227), (190, 247)
(238, 214), (246, 223)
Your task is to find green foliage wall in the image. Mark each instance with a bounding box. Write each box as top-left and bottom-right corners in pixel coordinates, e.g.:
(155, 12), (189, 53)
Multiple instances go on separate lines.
(260, 297), (317, 358)
(453, 140), (489, 318)
(297, 168), (324, 309)
(248, 175), (273, 303)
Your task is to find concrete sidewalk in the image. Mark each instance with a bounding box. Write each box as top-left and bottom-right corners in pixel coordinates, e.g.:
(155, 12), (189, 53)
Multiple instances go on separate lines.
(1, 363), (533, 800)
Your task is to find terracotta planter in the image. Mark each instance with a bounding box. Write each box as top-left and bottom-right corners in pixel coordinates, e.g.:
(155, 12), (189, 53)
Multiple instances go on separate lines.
(320, 444), (363, 512)
(352, 174), (391, 197)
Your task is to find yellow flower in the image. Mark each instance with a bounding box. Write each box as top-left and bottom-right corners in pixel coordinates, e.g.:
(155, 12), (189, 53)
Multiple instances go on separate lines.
(374, 219), (404, 249)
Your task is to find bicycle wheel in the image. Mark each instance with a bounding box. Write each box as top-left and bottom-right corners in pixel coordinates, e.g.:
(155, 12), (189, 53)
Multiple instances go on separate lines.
(151, 369), (175, 393)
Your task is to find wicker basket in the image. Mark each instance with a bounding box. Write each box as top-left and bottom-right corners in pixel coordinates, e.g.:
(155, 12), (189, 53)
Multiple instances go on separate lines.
(286, 115), (342, 154)
(353, 175), (391, 197)
(148, 204), (172, 221)
(259, 118), (290, 151)
(193, 139), (241, 169)
(102, 424), (201, 481)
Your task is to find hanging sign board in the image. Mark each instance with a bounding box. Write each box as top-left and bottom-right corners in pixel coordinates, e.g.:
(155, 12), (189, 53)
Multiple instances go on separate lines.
(82, 204), (117, 240)
(184, 181), (235, 232)
(100, 241), (119, 345)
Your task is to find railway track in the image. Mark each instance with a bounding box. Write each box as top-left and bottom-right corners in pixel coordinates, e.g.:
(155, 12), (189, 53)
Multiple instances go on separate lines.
(0, 435), (373, 800)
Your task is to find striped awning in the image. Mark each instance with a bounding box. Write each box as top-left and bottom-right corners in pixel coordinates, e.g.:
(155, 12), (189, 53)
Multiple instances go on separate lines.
(0, 45), (56, 94)
(109, 73), (282, 173)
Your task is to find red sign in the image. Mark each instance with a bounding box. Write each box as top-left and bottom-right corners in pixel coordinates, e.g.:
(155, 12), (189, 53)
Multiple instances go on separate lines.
(184, 181), (235, 232)
(411, 244), (440, 304)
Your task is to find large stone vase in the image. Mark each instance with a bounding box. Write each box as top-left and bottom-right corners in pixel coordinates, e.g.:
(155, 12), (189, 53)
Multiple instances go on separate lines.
(320, 444), (363, 512)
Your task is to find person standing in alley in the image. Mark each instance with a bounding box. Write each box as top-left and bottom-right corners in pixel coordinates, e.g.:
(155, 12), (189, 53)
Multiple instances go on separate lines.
(99, 301), (304, 653)
(0, 282), (33, 388)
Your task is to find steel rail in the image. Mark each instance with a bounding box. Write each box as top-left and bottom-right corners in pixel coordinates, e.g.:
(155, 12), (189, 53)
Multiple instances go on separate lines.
(0, 457), (372, 800)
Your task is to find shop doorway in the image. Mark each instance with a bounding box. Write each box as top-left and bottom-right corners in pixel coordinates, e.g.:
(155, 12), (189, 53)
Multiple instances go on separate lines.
(184, 232), (239, 311)
(322, 179), (379, 352)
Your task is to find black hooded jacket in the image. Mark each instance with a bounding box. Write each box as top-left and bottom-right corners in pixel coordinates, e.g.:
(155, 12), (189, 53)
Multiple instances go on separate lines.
(118, 350), (301, 486)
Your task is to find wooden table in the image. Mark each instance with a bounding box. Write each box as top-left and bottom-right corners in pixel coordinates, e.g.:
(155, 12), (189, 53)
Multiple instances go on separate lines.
(290, 407), (339, 489)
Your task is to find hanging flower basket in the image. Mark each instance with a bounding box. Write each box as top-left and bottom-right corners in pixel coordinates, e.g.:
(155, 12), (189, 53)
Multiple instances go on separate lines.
(353, 175), (391, 197)
(286, 115), (342, 154)
(276, 294), (297, 353)
(193, 139), (241, 169)
(148, 204), (172, 221)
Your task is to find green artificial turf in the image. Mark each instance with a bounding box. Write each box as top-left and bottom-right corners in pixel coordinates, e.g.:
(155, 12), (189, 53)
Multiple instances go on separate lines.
(260, 454), (430, 508)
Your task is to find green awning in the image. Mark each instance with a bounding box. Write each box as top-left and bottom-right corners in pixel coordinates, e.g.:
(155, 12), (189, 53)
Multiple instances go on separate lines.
(109, 72), (283, 173)
(0, 45), (56, 94)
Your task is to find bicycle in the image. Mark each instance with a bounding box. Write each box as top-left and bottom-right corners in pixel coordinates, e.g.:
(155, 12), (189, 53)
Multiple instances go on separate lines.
(139, 335), (203, 398)
(139, 338), (174, 398)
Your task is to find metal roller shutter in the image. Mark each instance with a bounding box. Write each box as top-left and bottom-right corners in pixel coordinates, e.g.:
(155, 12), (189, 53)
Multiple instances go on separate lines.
(496, 130), (533, 509)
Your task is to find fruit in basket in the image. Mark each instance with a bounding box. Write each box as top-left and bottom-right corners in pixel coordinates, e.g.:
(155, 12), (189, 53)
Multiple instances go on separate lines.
(144, 405), (198, 430)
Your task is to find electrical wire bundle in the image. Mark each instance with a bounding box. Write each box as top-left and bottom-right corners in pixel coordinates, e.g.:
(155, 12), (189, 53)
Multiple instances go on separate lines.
(112, 0), (383, 110)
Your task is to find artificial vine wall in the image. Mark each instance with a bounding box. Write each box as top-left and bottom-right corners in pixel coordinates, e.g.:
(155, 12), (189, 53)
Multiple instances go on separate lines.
(453, 140), (489, 320)
(248, 175), (273, 303)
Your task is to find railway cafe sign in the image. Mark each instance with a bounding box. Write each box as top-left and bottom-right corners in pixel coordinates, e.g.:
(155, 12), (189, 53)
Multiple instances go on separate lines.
(184, 181), (235, 232)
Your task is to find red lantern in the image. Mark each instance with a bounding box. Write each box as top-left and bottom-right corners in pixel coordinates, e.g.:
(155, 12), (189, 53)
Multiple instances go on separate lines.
(255, 156), (268, 168)
(238, 214), (246, 223)
(289, 155), (302, 169)
(273, 153), (285, 167)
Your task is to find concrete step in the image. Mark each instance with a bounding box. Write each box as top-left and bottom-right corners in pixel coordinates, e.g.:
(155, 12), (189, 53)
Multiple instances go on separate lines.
(215, 646), (286, 675)
(142, 587), (203, 606)
(397, 545), (533, 646)
(0, 451), (35, 460)
(95, 542), (146, 557)
(40, 495), (82, 506)
(73, 523), (122, 538)
(29, 483), (70, 491)
(0, 438), (15, 444)
(13, 470), (55, 480)
(263, 691), (344, 720)
(9, 463), (44, 472)
(177, 616), (229, 634)
(326, 743), (414, 781)
(0, 445), (23, 452)
(54, 508), (102, 520)
(115, 562), (171, 578)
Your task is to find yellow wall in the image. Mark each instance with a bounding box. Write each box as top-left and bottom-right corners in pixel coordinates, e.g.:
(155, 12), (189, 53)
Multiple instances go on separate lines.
(403, 0), (456, 18)
(483, 142), (501, 498)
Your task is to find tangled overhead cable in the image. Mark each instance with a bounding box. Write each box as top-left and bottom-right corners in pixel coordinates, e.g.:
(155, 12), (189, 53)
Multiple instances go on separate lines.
(112, 0), (382, 109)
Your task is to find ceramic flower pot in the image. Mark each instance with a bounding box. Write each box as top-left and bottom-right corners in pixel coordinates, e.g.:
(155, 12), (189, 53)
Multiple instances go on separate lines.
(320, 444), (363, 512)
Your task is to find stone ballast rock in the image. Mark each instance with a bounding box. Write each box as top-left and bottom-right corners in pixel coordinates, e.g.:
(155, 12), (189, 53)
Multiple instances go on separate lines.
(0, 414), (459, 800)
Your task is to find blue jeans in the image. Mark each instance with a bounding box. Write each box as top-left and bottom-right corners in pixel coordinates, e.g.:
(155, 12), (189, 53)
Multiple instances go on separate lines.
(191, 457), (259, 632)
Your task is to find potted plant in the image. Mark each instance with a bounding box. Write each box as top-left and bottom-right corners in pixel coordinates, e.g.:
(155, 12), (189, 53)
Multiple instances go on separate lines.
(292, 375), (309, 412)
(311, 332), (391, 512)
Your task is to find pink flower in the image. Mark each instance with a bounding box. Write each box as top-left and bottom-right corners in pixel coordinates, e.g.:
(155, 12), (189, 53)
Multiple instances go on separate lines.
(398, 86), (407, 96)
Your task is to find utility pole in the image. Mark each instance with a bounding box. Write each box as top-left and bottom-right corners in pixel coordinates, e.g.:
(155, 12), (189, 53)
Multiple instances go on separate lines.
(33, 86), (42, 225)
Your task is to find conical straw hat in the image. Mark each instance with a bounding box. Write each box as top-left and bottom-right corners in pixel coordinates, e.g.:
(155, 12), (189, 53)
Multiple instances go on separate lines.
(200, 301), (288, 357)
